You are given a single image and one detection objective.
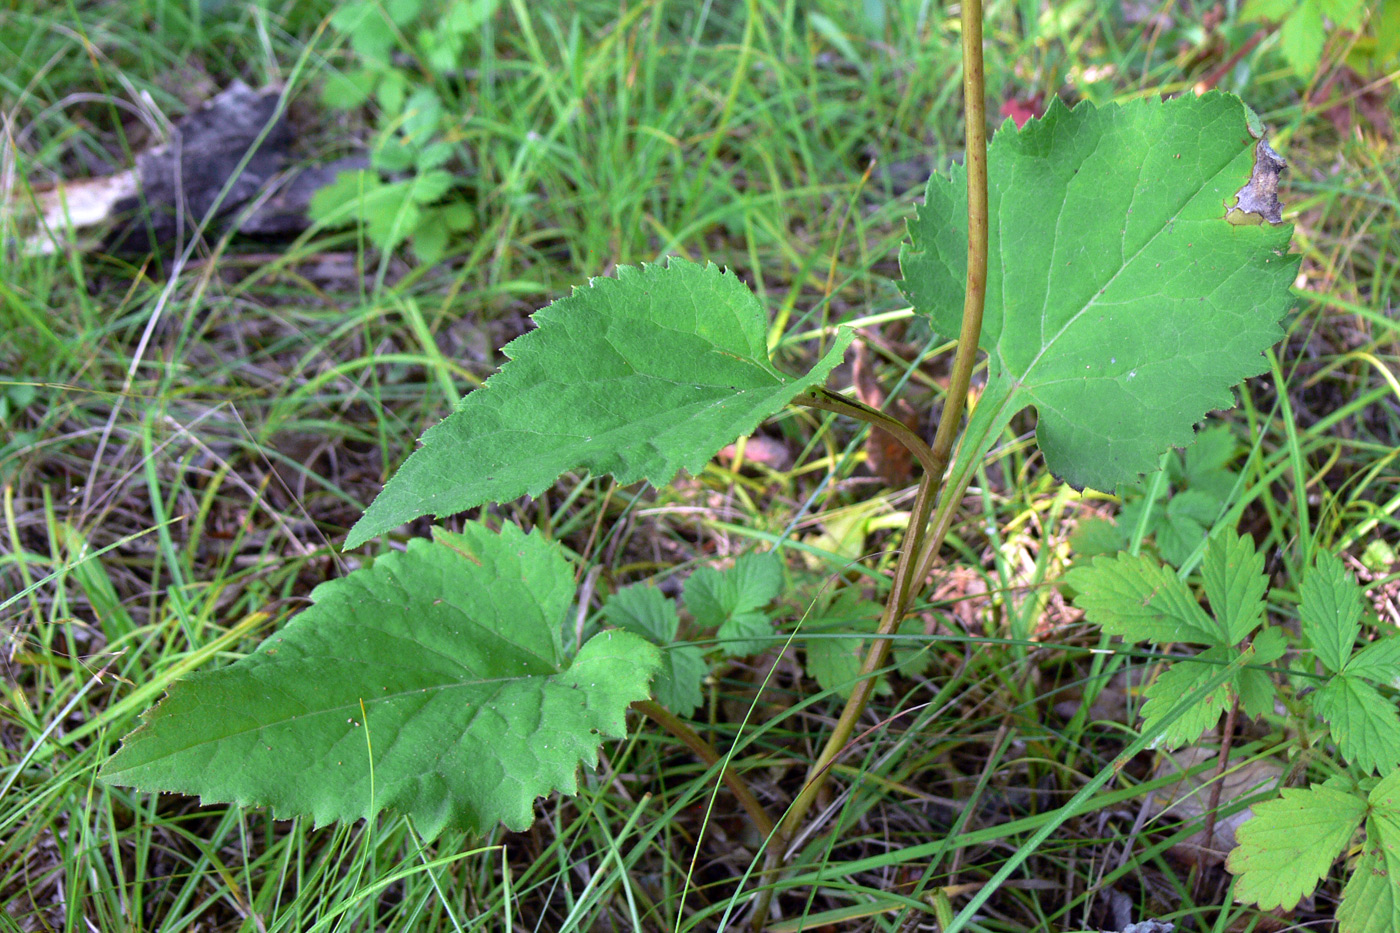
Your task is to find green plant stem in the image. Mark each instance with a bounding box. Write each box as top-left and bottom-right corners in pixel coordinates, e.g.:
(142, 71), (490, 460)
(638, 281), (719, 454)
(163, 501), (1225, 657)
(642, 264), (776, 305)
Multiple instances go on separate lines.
(633, 700), (775, 840)
(756, 0), (991, 902)
(795, 386), (939, 479)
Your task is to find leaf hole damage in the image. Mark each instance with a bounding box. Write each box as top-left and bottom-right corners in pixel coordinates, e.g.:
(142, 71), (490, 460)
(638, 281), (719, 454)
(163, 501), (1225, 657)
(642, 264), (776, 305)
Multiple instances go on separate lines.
(1226, 137), (1287, 226)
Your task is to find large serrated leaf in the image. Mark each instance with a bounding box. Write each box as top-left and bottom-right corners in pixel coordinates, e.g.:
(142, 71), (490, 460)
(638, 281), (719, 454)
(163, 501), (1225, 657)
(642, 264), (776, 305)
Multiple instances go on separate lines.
(101, 524), (660, 838)
(347, 259), (854, 547)
(901, 93), (1296, 491)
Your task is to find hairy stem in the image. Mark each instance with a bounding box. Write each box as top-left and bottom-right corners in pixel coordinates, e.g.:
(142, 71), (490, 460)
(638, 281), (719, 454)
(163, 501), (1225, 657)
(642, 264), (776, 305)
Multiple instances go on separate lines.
(633, 700), (775, 840)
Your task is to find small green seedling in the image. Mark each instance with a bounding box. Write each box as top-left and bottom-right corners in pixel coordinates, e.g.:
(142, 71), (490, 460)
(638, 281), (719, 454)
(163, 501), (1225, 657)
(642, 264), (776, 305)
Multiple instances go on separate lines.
(313, 0), (490, 263)
(1071, 534), (1400, 927)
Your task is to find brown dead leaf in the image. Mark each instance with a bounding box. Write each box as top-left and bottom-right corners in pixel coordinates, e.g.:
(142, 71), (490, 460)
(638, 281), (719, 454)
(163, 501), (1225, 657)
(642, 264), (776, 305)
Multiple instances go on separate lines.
(852, 339), (922, 487)
(1144, 747), (1283, 867)
(1227, 137), (1287, 226)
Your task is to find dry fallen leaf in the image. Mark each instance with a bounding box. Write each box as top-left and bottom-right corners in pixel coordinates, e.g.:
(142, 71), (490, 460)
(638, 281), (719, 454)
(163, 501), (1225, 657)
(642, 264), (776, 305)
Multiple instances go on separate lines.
(1143, 746), (1283, 866)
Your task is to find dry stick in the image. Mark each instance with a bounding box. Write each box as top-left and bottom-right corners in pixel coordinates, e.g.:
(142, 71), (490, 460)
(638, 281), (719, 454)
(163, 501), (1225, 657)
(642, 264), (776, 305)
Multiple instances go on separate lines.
(751, 0), (991, 922)
(1192, 28), (1271, 96)
(634, 700), (776, 841)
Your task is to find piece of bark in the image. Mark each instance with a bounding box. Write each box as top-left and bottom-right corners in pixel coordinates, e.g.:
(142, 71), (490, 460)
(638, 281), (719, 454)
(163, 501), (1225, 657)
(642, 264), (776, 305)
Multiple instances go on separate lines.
(102, 80), (292, 253)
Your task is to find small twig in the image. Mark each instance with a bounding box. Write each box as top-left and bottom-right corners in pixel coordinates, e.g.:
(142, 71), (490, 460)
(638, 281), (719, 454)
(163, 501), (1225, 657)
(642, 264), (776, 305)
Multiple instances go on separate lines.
(1195, 696), (1240, 900)
(1193, 27), (1271, 95)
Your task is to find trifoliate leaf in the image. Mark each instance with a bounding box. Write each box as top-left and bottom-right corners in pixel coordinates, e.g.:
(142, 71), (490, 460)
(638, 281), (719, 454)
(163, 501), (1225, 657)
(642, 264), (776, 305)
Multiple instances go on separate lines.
(713, 611), (773, 657)
(330, 1), (395, 63)
(322, 67), (377, 110)
(1148, 490), (1220, 568)
(806, 631), (868, 699)
(600, 585), (706, 716)
(1279, 1), (1326, 76)
(1301, 550), (1365, 675)
(652, 646), (707, 718)
(1240, 0), (1297, 19)
(1227, 783), (1366, 910)
(347, 261), (853, 547)
(901, 93), (1295, 492)
(1252, 625), (1289, 665)
(802, 589), (923, 698)
(1337, 806), (1400, 933)
(1236, 665), (1277, 720)
(682, 552), (784, 657)
(384, 0), (422, 24)
(101, 524), (659, 838)
(1182, 424), (1240, 491)
(309, 169), (384, 227)
(409, 169), (454, 203)
(1139, 648), (1234, 748)
(1065, 552), (1221, 646)
(444, 0), (502, 34)
(1347, 636), (1400, 687)
(1068, 516), (1125, 558)
(1201, 529), (1268, 645)
(1312, 674), (1400, 775)
(603, 583), (680, 643)
(411, 217), (448, 266)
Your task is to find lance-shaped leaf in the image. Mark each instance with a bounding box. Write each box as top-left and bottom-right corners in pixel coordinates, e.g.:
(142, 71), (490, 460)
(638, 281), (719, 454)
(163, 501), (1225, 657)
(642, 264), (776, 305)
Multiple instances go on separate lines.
(348, 259), (854, 547)
(101, 523), (660, 838)
(901, 92), (1296, 492)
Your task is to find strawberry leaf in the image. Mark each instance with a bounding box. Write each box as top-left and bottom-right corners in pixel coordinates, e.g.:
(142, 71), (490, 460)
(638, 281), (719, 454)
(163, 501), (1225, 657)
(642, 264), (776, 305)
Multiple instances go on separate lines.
(602, 584), (707, 717)
(1201, 529), (1268, 645)
(1336, 771), (1400, 933)
(1301, 550), (1366, 675)
(683, 552), (783, 657)
(1227, 783), (1366, 910)
(1064, 552), (1221, 646)
(1347, 636), (1400, 686)
(1312, 674), (1400, 775)
(1139, 648), (1235, 748)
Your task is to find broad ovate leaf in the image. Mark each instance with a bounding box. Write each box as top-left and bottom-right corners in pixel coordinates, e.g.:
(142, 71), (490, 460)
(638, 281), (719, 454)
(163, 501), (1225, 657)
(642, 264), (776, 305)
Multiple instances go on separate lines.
(347, 259), (853, 547)
(901, 93), (1296, 492)
(102, 523), (660, 838)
